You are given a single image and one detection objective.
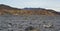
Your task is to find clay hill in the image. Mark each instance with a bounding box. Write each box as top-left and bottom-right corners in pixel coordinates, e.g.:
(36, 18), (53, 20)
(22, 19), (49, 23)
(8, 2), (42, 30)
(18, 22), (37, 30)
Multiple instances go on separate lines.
(0, 4), (60, 16)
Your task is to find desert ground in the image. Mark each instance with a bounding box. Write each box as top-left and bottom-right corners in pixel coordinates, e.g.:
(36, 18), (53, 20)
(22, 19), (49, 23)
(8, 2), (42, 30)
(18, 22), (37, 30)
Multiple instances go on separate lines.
(0, 15), (60, 31)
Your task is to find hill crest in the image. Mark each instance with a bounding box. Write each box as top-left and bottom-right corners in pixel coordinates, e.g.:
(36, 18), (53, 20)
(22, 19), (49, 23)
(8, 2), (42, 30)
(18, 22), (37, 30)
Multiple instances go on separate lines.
(0, 4), (60, 16)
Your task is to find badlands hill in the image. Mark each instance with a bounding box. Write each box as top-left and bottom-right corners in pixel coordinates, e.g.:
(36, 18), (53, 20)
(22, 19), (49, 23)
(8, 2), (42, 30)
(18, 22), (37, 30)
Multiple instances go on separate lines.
(0, 4), (60, 16)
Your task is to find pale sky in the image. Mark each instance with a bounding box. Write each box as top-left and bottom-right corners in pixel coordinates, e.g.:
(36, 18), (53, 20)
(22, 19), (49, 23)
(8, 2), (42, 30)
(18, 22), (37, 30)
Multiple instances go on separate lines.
(0, 0), (60, 12)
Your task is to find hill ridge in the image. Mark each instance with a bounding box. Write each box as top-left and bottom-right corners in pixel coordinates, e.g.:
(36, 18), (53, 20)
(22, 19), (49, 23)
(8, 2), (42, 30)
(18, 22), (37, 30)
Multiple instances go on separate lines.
(0, 4), (60, 16)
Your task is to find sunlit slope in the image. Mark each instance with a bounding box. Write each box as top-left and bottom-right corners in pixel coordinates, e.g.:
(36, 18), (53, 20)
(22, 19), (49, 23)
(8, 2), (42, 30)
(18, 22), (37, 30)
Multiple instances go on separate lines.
(0, 4), (60, 16)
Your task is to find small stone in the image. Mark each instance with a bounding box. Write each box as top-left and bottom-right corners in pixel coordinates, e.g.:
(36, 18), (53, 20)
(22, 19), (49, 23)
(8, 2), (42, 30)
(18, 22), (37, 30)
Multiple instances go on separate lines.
(8, 30), (13, 31)
(43, 24), (53, 28)
(25, 26), (34, 31)
(8, 23), (12, 27)
(25, 26), (40, 31)
(0, 29), (2, 30)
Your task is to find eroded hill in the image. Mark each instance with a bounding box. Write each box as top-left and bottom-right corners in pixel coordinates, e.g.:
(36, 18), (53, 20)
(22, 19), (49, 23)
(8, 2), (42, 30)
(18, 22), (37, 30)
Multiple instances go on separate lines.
(0, 4), (60, 16)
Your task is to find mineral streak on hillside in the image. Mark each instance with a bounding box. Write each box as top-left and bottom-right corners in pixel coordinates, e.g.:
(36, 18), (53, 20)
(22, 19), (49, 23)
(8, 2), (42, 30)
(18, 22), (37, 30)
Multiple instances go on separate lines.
(0, 4), (60, 16)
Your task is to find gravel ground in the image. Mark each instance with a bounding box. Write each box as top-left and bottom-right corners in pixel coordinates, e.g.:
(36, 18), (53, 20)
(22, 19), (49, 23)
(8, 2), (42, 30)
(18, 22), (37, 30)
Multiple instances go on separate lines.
(0, 15), (60, 31)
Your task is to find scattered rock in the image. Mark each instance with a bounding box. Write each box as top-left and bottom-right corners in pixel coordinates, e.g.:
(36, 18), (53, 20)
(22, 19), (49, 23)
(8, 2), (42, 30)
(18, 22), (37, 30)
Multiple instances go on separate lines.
(8, 29), (13, 31)
(0, 28), (3, 30)
(8, 23), (13, 28)
(43, 24), (53, 28)
(25, 26), (34, 31)
(25, 26), (39, 31)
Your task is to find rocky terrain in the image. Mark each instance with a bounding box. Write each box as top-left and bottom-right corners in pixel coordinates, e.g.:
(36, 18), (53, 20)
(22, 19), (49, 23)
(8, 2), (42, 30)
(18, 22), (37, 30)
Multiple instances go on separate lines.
(0, 15), (60, 31)
(0, 4), (60, 31)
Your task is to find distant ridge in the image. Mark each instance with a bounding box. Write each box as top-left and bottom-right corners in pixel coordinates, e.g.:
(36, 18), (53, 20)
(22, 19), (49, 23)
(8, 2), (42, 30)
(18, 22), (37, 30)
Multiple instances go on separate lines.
(0, 4), (21, 10)
(23, 8), (45, 10)
(0, 4), (60, 16)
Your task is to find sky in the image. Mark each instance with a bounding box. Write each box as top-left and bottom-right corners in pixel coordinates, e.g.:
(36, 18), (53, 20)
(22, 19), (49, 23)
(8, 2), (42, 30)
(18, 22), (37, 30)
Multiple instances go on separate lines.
(0, 0), (60, 12)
